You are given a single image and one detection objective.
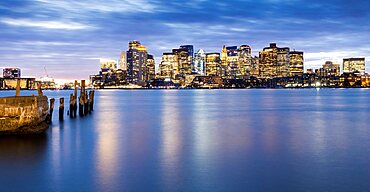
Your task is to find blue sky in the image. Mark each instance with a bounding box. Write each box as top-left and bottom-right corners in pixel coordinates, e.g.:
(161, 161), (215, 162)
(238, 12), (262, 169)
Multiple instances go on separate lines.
(0, 0), (369, 81)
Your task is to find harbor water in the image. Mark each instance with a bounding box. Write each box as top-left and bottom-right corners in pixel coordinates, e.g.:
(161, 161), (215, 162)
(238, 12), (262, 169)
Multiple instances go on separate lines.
(1, 89), (370, 191)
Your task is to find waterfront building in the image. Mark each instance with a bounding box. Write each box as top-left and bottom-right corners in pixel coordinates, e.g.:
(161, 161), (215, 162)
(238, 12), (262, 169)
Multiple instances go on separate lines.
(119, 51), (127, 70)
(173, 47), (192, 77)
(0, 78), (35, 89)
(100, 59), (117, 70)
(259, 43), (290, 78)
(180, 45), (194, 72)
(322, 61), (340, 76)
(226, 46), (240, 78)
(250, 56), (260, 77)
(221, 45), (228, 76)
(194, 49), (206, 75)
(127, 40), (149, 83)
(146, 54), (156, 81)
(343, 58), (365, 74)
(3, 68), (21, 78)
(238, 45), (252, 77)
(159, 53), (178, 79)
(205, 53), (221, 76)
(289, 51), (304, 76)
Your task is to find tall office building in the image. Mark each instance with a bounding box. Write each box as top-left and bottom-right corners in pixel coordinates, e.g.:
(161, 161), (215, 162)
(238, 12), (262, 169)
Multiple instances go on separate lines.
(3, 68), (21, 78)
(259, 43), (290, 78)
(146, 54), (156, 81)
(173, 48), (192, 77)
(238, 45), (252, 76)
(343, 58), (365, 74)
(180, 45), (194, 72)
(221, 45), (228, 76)
(119, 51), (127, 70)
(194, 49), (206, 75)
(289, 51), (304, 76)
(205, 53), (221, 76)
(127, 40), (148, 83)
(159, 53), (178, 79)
(226, 46), (239, 78)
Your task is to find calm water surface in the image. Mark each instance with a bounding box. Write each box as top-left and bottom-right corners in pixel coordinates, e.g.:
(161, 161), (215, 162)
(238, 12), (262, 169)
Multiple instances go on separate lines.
(1, 89), (370, 191)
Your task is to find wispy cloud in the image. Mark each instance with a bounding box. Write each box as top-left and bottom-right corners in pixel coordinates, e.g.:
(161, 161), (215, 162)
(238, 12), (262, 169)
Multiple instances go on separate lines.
(0, 18), (94, 30)
(34, 0), (160, 14)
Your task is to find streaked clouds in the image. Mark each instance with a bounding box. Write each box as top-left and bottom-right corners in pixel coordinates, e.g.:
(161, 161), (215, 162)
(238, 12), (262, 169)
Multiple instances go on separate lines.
(0, 0), (369, 80)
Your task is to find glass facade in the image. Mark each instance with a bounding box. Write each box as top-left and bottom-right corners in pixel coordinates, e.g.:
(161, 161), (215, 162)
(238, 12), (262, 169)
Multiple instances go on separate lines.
(343, 58), (365, 74)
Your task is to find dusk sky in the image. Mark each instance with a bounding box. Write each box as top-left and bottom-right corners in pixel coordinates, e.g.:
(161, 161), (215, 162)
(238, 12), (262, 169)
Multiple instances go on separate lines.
(0, 0), (369, 82)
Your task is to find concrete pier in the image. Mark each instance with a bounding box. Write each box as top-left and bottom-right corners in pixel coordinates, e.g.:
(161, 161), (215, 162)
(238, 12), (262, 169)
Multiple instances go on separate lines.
(0, 96), (49, 134)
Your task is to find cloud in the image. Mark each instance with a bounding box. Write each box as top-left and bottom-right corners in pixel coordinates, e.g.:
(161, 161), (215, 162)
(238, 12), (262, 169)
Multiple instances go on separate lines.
(0, 0), (369, 80)
(34, 0), (160, 14)
(0, 18), (94, 30)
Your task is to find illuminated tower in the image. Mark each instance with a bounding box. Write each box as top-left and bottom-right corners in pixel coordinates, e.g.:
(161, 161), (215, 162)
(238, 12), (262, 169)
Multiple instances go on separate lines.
(126, 40), (148, 83)
(226, 46), (239, 78)
(343, 58), (365, 74)
(238, 45), (252, 77)
(119, 51), (127, 70)
(205, 53), (221, 76)
(259, 43), (290, 78)
(221, 45), (227, 76)
(146, 54), (155, 81)
(289, 51), (304, 76)
(194, 49), (206, 75)
(173, 48), (192, 78)
(180, 45), (194, 73)
(159, 53), (178, 79)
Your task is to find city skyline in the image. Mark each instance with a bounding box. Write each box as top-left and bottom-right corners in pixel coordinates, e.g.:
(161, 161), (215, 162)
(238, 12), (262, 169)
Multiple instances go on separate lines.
(0, 0), (369, 82)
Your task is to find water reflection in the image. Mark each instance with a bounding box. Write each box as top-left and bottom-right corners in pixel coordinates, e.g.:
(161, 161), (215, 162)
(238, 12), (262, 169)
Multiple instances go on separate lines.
(94, 94), (122, 190)
(1, 89), (370, 191)
(160, 91), (183, 191)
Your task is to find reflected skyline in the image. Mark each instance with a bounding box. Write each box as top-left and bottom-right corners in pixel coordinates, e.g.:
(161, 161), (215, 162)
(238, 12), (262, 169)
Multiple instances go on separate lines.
(1, 89), (370, 191)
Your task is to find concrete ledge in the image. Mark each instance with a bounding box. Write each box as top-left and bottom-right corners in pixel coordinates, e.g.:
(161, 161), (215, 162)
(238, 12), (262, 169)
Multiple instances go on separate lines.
(0, 96), (49, 133)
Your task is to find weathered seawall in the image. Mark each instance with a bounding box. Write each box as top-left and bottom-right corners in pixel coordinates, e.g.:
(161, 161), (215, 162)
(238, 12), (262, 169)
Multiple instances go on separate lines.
(0, 96), (49, 134)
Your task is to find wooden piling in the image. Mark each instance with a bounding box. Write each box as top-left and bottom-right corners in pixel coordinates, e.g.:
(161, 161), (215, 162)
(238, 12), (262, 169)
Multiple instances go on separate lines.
(48, 98), (55, 123)
(15, 79), (20, 96)
(73, 95), (77, 118)
(59, 97), (64, 121)
(69, 94), (74, 118)
(84, 91), (89, 115)
(81, 80), (85, 95)
(74, 80), (78, 98)
(79, 94), (84, 117)
(37, 82), (43, 96)
(89, 90), (94, 113)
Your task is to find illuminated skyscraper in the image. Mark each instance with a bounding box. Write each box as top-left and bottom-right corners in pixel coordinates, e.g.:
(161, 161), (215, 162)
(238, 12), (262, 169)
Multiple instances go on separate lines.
(146, 54), (155, 81)
(180, 45), (194, 72)
(173, 47), (192, 77)
(238, 45), (252, 76)
(221, 45), (228, 76)
(159, 53), (178, 79)
(194, 49), (206, 75)
(119, 51), (127, 70)
(127, 40), (148, 83)
(259, 43), (290, 78)
(205, 53), (221, 76)
(226, 46), (239, 78)
(289, 51), (304, 76)
(343, 58), (365, 74)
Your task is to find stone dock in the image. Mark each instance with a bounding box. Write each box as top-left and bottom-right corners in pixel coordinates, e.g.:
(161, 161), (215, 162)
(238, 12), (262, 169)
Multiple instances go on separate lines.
(0, 79), (94, 134)
(0, 95), (49, 134)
